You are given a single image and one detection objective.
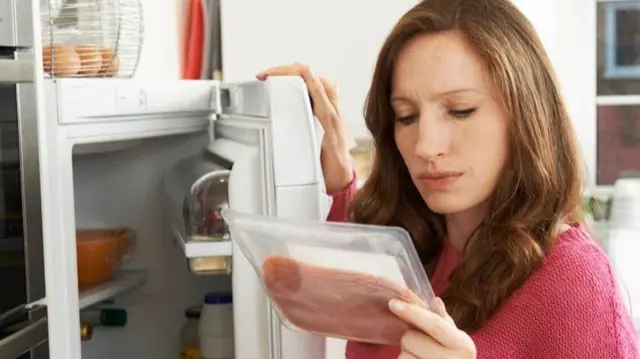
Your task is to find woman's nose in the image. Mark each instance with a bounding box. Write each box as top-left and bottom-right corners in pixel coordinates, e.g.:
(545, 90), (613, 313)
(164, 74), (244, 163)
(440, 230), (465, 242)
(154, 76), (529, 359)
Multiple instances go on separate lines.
(414, 114), (450, 160)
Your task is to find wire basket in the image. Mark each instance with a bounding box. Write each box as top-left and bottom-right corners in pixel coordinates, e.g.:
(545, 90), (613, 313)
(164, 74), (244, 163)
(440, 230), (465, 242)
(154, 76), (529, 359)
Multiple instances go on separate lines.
(40, 0), (144, 78)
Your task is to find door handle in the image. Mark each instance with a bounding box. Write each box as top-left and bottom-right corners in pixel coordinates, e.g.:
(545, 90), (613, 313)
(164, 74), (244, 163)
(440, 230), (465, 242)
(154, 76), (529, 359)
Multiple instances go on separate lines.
(0, 59), (34, 83)
(0, 317), (48, 359)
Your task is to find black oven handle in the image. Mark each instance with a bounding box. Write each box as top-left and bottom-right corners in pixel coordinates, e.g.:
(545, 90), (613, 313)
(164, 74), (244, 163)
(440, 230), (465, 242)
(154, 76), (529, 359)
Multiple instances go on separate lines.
(0, 59), (34, 83)
(0, 317), (47, 359)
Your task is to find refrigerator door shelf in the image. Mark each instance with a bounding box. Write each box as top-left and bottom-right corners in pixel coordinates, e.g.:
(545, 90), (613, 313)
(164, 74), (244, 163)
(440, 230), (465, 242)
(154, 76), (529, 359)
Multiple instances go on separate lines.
(178, 237), (233, 258)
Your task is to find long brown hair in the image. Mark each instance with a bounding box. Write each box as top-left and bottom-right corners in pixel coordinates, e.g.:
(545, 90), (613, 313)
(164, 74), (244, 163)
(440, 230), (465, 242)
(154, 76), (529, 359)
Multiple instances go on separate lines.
(348, 0), (585, 331)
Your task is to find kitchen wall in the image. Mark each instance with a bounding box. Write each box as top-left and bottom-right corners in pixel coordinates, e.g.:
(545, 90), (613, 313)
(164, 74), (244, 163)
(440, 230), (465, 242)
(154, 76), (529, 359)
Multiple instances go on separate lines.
(135, 0), (422, 140)
(133, 0), (183, 81)
(512, 0), (597, 186)
(135, 0), (595, 160)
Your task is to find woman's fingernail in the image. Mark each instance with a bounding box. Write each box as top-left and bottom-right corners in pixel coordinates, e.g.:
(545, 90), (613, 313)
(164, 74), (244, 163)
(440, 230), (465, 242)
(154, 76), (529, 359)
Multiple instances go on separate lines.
(389, 299), (407, 312)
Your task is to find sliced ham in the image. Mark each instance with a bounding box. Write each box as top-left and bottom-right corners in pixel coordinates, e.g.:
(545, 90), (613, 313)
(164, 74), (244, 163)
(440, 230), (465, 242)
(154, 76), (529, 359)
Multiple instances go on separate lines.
(261, 254), (426, 345)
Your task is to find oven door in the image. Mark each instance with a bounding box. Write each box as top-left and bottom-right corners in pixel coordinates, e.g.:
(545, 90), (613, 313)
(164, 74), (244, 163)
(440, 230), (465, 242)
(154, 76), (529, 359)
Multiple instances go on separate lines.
(0, 21), (47, 359)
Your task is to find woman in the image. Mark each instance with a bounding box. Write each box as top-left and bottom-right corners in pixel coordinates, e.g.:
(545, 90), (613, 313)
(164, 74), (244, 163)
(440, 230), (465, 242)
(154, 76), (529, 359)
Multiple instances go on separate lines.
(257, 0), (638, 358)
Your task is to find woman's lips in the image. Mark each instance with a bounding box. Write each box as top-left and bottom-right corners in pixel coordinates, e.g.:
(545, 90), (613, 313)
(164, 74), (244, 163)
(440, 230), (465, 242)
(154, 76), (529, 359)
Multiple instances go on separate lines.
(416, 171), (463, 190)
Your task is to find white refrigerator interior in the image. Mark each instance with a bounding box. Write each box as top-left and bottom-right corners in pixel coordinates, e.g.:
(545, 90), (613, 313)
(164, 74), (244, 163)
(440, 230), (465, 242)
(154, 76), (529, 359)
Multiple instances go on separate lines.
(37, 76), (331, 359)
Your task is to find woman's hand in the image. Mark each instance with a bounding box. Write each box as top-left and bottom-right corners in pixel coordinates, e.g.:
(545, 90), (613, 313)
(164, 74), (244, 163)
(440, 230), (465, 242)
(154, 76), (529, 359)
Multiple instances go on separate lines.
(256, 63), (354, 194)
(390, 297), (477, 359)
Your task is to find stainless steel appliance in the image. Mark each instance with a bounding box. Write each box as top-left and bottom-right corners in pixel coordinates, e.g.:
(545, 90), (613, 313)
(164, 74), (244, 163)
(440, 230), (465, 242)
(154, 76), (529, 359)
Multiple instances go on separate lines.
(0, 1), (48, 358)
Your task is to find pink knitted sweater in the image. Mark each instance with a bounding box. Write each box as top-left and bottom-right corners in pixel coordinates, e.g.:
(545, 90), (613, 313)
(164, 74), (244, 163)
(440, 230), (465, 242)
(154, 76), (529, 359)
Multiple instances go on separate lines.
(327, 178), (639, 359)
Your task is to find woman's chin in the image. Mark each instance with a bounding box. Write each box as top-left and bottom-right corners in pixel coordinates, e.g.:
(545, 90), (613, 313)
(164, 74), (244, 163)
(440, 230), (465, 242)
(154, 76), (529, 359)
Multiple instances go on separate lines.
(423, 193), (474, 215)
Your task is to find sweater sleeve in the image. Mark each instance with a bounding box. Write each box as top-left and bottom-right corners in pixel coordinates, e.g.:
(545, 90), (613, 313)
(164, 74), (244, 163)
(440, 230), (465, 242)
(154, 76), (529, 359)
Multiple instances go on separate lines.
(326, 171), (358, 223)
(537, 236), (638, 358)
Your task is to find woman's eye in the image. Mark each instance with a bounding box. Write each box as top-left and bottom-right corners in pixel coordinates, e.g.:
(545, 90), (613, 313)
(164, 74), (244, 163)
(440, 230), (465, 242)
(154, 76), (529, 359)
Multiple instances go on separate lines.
(449, 108), (476, 119)
(395, 114), (417, 124)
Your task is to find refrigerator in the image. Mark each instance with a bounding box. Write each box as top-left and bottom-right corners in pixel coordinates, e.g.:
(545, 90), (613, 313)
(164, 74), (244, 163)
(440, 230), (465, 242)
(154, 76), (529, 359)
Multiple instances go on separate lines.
(39, 76), (331, 359)
(0, 1), (340, 359)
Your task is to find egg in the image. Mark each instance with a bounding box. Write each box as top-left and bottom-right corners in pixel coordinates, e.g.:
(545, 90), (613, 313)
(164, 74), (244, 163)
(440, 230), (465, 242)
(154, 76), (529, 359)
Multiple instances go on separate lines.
(76, 45), (103, 76)
(42, 44), (81, 77)
(98, 47), (120, 77)
(105, 54), (120, 77)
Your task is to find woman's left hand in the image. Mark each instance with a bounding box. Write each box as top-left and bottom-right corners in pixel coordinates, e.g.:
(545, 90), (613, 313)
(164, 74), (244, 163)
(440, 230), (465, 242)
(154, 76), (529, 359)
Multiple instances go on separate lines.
(389, 297), (477, 359)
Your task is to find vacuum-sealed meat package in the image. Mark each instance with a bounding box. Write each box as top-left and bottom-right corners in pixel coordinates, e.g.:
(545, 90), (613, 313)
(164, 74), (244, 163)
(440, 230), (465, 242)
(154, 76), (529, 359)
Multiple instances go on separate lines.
(220, 208), (435, 345)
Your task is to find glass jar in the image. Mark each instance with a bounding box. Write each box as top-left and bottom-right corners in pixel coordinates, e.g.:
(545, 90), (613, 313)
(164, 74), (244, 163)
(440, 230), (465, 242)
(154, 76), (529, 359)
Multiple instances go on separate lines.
(180, 305), (202, 359)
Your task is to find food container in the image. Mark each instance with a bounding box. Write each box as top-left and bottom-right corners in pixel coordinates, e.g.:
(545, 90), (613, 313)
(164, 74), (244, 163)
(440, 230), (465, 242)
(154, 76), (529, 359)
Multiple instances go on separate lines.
(610, 177), (640, 230)
(180, 305), (201, 359)
(162, 151), (232, 275)
(76, 228), (135, 286)
(220, 208), (434, 345)
(199, 293), (234, 359)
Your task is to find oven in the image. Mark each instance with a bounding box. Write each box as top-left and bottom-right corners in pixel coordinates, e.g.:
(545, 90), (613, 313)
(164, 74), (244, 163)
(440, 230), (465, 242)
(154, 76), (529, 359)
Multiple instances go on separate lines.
(0, 0), (48, 358)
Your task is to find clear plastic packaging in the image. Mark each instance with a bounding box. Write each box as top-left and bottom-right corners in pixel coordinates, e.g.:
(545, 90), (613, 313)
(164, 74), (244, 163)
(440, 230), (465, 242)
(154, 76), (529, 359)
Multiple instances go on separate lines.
(220, 208), (434, 345)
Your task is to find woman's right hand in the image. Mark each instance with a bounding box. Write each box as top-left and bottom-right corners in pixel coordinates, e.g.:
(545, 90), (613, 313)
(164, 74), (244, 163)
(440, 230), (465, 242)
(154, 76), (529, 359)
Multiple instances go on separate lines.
(256, 63), (354, 194)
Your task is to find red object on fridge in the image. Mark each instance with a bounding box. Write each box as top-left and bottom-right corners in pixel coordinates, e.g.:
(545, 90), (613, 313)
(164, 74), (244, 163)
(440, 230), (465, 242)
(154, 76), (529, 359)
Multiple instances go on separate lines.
(181, 0), (204, 79)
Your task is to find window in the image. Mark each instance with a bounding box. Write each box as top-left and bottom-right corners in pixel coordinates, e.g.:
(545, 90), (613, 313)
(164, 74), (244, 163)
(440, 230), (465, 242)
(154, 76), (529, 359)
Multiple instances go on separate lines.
(600, 2), (640, 80)
(596, 0), (640, 186)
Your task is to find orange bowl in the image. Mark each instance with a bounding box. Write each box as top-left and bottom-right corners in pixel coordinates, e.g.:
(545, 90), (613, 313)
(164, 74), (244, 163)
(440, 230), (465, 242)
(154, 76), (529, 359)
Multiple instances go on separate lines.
(76, 228), (134, 287)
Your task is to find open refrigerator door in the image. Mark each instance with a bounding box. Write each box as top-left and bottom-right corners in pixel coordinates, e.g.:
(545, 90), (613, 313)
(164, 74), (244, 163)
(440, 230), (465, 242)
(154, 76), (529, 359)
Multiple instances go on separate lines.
(161, 76), (330, 359)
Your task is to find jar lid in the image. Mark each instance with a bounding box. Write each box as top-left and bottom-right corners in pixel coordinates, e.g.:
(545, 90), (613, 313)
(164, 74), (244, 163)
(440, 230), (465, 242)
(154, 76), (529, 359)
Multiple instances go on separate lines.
(204, 292), (232, 304)
(185, 305), (201, 319)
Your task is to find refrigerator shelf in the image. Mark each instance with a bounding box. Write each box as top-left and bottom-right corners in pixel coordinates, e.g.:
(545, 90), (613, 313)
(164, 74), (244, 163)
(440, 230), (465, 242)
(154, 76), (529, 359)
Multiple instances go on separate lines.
(79, 271), (147, 309)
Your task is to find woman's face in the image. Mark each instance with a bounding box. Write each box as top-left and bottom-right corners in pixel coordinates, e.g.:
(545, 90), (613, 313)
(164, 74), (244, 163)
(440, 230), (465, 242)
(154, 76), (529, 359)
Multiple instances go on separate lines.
(392, 31), (509, 215)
